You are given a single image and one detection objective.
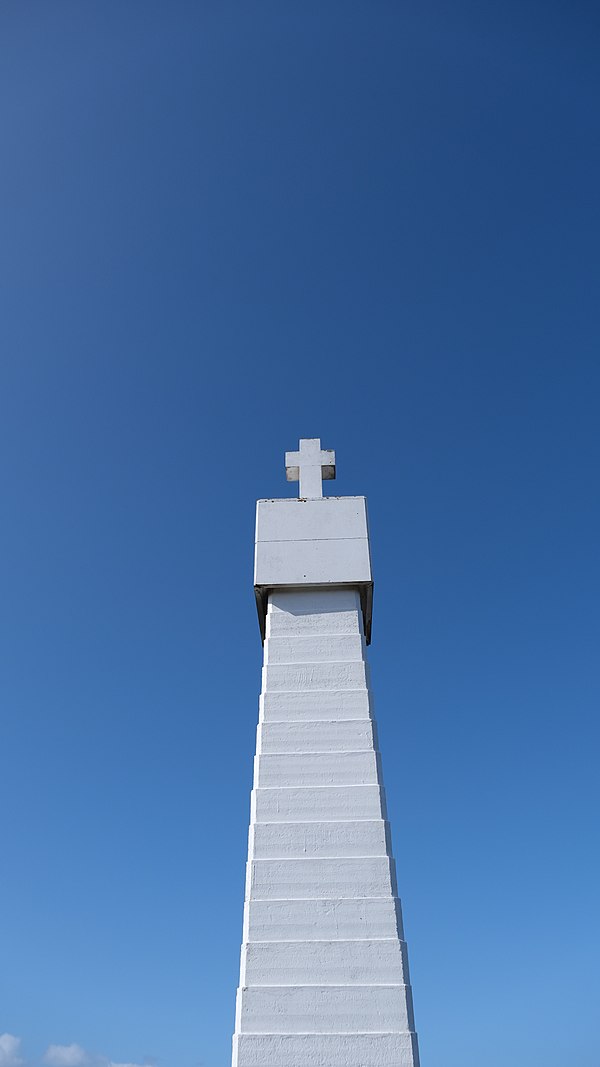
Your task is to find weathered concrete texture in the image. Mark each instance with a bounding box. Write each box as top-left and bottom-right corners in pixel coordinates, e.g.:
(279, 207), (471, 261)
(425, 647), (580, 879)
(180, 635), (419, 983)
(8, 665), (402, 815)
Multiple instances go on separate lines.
(260, 688), (372, 721)
(251, 784), (385, 822)
(258, 719), (375, 752)
(232, 588), (419, 1067)
(244, 898), (404, 943)
(241, 938), (410, 984)
(256, 750), (380, 787)
(233, 1033), (420, 1067)
(250, 819), (391, 859)
(236, 984), (414, 1032)
(246, 856), (397, 901)
(265, 633), (366, 664)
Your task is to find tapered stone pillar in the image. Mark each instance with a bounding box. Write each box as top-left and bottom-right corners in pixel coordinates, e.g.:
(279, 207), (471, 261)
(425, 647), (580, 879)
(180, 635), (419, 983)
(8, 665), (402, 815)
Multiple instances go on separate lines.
(231, 441), (420, 1067)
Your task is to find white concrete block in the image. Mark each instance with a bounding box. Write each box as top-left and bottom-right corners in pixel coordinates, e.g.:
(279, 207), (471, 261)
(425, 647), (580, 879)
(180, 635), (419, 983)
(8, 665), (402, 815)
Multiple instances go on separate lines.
(237, 984), (412, 1033)
(246, 857), (396, 900)
(263, 661), (368, 692)
(251, 786), (384, 823)
(257, 720), (374, 754)
(250, 820), (389, 860)
(260, 690), (371, 721)
(233, 1032), (420, 1067)
(255, 751), (379, 788)
(245, 897), (403, 942)
(256, 536), (371, 588)
(254, 501), (372, 618)
(241, 938), (408, 986)
(256, 498), (370, 546)
(265, 634), (365, 665)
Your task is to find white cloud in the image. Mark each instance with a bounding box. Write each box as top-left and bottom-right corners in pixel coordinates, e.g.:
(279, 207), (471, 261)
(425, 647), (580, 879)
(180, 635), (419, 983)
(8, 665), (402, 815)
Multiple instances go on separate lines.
(42, 1048), (148, 1067)
(0, 1034), (24, 1067)
(43, 1046), (88, 1067)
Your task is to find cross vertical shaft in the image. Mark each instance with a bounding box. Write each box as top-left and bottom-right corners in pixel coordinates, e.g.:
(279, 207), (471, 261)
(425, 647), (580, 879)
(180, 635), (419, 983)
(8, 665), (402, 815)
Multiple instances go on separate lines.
(285, 438), (336, 498)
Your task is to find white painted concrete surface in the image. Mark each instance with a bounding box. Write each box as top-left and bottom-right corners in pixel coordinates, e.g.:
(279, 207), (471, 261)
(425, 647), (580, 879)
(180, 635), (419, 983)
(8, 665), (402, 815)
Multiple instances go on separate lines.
(267, 588), (363, 636)
(241, 938), (409, 984)
(255, 749), (380, 787)
(257, 718), (375, 752)
(265, 633), (365, 664)
(233, 1033), (420, 1067)
(246, 856), (397, 901)
(236, 984), (412, 1032)
(244, 897), (403, 942)
(260, 688), (371, 720)
(255, 497), (368, 545)
(251, 784), (384, 822)
(284, 438), (336, 500)
(249, 819), (390, 858)
(263, 659), (370, 692)
(232, 585), (419, 1067)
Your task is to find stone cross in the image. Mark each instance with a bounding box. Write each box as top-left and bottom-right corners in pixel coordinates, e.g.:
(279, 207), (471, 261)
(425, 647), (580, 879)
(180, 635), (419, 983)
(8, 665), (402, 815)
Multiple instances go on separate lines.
(285, 438), (336, 499)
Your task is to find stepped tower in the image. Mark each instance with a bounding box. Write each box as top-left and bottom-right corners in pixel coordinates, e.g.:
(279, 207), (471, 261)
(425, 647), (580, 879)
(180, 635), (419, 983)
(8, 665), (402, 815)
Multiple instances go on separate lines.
(232, 439), (420, 1067)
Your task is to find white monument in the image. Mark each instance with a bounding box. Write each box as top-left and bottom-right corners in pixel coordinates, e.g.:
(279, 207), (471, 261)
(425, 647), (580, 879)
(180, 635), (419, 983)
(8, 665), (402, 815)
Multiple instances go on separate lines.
(232, 439), (420, 1067)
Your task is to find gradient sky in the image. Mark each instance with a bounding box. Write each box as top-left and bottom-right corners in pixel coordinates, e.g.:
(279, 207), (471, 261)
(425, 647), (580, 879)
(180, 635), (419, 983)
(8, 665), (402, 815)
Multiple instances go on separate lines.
(1, 3), (599, 1066)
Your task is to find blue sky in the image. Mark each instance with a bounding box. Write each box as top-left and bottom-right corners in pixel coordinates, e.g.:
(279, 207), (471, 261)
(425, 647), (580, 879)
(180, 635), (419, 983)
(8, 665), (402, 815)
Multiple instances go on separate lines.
(1, 3), (599, 1066)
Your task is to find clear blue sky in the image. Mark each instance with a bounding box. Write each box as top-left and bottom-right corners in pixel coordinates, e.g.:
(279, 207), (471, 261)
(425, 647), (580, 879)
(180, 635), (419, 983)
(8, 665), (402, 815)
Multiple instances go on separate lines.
(1, 3), (599, 1066)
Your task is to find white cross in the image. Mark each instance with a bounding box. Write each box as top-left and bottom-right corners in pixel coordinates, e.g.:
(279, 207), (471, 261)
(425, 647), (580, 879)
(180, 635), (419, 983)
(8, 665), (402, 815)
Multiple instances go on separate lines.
(285, 438), (336, 499)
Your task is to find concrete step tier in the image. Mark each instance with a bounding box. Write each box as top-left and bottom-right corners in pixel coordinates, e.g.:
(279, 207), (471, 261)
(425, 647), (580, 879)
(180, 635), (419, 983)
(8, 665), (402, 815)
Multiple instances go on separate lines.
(233, 1032), (421, 1067)
(260, 689), (372, 722)
(255, 751), (382, 788)
(244, 897), (404, 942)
(264, 634), (367, 664)
(246, 857), (398, 901)
(257, 718), (376, 753)
(240, 938), (410, 985)
(236, 983), (415, 1033)
(249, 819), (391, 859)
(263, 661), (370, 692)
(251, 785), (385, 822)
